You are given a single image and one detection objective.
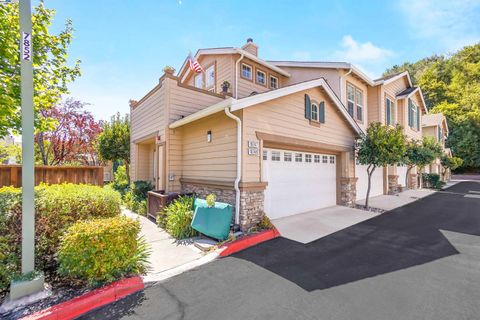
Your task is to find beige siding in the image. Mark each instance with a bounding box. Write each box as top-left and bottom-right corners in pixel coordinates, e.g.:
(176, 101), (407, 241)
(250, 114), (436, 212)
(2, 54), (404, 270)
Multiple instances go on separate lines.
(166, 128), (183, 192)
(279, 66), (342, 96)
(184, 54), (235, 94)
(131, 85), (165, 142)
(179, 112), (238, 182)
(242, 87), (356, 182)
(367, 86), (382, 124)
(135, 142), (155, 182)
(383, 76), (409, 129)
(237, 56), (287, 98)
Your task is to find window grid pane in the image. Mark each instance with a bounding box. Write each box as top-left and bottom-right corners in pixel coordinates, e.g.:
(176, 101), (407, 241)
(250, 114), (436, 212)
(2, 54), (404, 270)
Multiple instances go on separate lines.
(295, 153), (302, 162)
(284, 152), (292, 162)
(271, 151), (281, 161)
(330, 156), (335, 164)
(256, 70), (265, 85)
(263, 150), (268, 160)
(314, 155), (320, 163)
(305, 154), (312, 163)
(322, 155), (328, 163)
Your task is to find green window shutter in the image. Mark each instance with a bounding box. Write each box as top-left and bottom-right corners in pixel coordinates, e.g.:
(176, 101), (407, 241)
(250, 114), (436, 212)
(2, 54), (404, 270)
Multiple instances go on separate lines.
(319, 101), (325, 123)
(305, 94), (311, 119)
(408, 100), (412, 127)
(416, 106), (420, 130)
(386, 100), (391, 125)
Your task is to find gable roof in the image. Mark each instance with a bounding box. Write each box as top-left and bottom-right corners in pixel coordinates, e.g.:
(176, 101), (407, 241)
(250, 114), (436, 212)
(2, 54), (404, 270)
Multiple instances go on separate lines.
(422, 113), (449, 134)
(178, 47), (291, 82)
(268, 61), (375, 86)
(169, 78), (364, 135)
(396, 86), (418, 99)
(374, 71), (413, 87)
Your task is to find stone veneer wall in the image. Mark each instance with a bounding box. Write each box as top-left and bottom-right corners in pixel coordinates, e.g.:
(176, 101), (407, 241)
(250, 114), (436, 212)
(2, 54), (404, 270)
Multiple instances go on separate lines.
(388, 175), (400, 194)
(409, 173), (418, 189)
(340, 177), (357, 207)
(180, 182), (265, 231)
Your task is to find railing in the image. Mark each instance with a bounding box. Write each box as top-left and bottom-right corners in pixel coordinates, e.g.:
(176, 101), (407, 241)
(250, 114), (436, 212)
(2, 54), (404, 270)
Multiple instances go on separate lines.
(0, 165), (104, 187)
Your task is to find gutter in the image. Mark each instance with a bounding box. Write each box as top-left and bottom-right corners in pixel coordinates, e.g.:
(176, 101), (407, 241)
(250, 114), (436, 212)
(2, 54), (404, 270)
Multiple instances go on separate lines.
(224, 107), (242, 226)
(234, 52), (245, 98)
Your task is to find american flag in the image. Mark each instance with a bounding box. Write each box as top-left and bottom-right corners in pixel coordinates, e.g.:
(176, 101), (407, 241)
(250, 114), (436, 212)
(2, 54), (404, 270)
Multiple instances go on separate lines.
(188, 55), (203, 73)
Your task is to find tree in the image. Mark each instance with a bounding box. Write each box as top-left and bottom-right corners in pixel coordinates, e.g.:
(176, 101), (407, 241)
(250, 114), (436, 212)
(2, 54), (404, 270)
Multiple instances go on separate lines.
(0, 141), (21, 164)
(35, 99), (102, 165)
(403, 137), (443, 189)
(0, 1), (81, 138)
(440, 154), (463, 177)
(96, 113), (130, 182)
(357, 123), (406, 208)
(383, 43), (480, 171)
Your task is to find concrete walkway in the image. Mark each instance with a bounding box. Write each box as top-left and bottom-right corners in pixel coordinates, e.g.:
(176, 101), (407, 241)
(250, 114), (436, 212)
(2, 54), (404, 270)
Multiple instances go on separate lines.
(356, 189), (436, 211)
(123, 209), (206, 281)
(272, 205), (380, 244)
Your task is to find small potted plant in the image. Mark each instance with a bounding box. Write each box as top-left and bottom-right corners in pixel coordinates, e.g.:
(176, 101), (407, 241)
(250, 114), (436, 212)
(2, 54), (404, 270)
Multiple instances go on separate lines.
(163, 65), (175, 75)
(206, 193), (216, 207)
(221, 80), (230, 93)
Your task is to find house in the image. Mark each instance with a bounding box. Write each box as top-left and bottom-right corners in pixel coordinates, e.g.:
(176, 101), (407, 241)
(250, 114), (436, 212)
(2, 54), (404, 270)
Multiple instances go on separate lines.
(422, 113), (450, 180)
(130, 39), (431, 230)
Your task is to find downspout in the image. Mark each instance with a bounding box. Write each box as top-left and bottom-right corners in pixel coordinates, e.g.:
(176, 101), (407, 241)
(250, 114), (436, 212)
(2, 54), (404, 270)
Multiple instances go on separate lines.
(234, 52), (245, 99)
(224, 107), (242, 226)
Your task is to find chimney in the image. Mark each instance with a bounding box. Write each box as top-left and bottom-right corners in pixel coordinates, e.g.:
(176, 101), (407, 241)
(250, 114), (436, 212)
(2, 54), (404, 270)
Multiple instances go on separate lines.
(241, 38), (258, 56)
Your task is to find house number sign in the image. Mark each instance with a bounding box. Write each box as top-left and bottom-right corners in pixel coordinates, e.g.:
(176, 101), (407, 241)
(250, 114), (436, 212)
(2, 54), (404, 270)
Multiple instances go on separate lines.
(22, 32), (32, 62)
(248, 140), (259, 156)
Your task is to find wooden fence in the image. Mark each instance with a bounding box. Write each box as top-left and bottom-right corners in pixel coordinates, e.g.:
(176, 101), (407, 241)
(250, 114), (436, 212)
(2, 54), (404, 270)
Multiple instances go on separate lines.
(0, 165), (104, 187)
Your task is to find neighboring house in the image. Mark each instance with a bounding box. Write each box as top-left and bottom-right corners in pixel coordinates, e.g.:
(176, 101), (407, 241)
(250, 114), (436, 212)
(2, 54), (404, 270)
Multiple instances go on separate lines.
(130, 39), (431, 230)
(422, 113), (450, 180)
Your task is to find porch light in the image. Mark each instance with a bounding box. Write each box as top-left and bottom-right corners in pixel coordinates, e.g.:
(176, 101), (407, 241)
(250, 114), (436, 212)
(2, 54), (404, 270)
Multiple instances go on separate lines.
(207, 130), (212, 143)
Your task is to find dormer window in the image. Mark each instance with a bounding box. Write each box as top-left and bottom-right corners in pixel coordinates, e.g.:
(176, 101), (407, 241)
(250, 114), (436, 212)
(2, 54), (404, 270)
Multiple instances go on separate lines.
(408, 98), (420, 130)
(270, 75), (278, 89)
(311, 104), (318, 121)
(194, 74), (203, 89)
(241, 63), (252, 80)
(256, 69), (266, 86)
(385, 97), (395, 125)
(205, 64), (215, 90)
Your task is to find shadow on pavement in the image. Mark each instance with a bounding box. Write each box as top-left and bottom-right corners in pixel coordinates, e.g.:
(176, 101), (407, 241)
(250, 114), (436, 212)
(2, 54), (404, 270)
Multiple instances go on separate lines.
(78, 290), (146, 320)
(233, 181), (480, 291)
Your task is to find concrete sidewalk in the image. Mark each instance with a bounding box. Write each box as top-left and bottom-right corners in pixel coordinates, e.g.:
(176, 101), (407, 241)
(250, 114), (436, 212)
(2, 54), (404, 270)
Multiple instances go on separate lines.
(356, 189), (436, 211)
(272, 206), (379, 244)
(123, 209), (207, 281)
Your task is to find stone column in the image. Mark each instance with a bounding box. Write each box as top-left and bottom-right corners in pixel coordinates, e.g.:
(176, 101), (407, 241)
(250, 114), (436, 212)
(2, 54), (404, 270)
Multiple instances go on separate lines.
(409, 173), (418, 189)
(239, 189), (265, 231)
(388, 175), (399, 195)
(340, 177), (357, 207)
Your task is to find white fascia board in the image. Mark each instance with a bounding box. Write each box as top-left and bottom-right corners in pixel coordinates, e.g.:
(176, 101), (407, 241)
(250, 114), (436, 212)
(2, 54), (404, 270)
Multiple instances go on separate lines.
(378, 71), (413, 87)
(169, 98), (234, 129)
(234, 48), (291, 77)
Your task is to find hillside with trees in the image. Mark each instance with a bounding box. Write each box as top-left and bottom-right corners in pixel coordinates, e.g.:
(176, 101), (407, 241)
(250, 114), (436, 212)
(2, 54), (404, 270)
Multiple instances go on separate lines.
(383, 43), (480, 172)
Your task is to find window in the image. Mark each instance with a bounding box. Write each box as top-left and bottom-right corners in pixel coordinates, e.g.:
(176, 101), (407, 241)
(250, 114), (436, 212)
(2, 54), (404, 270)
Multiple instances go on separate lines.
(438, 127), (443, 142)
(347, 83), (364, 121)
(263, 150), (268, 160)
(295, 153), (302, 162)
(256, 69), (266, 85)
(270, 76), (278, 89)
(194, 74), (203, 88)
(271, 151), (280, 161)
(241, 63), (252, 80)
(284, 152), (292, 162)
(311, 104), (318, 121)
(205, 65), (215, 89)
(408, 99), (419, 130)
(385, 97), (395, 125)
(347, 84), (355, 117)
(329, 156), (335, 164)
(356, 88), (363, 121)
(322, 155), (328, 163)
(305, 154), (312, 163)
(314, 155), (320, 163)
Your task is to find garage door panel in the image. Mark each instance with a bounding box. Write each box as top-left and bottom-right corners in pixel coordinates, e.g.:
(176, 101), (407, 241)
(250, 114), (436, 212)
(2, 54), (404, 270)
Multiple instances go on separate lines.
(356, 164), (383, 200)
(263, 149), (337, 219)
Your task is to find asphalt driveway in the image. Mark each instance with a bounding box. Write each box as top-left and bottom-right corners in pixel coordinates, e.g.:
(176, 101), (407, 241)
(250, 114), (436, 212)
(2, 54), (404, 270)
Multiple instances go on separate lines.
(80, 181), (480, 320)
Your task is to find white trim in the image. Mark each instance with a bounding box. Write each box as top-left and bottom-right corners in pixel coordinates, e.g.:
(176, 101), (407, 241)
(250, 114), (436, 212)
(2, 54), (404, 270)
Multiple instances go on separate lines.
(169, 78), (364, 136)
(178, 48), (290, 83)
(269, 75), (279, 89)
(377, 71), (413, 87)
(255, 69), (266, 86)
(241, 63), (253, 80)
(397, 87), (428, 114)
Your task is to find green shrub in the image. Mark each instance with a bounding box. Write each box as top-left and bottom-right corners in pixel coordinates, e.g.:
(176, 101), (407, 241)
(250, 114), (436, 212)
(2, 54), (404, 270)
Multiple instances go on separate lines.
(422, 173), (445, 189)
(112, 165), (129, 196)
(123, 180), (152, 215)
(0, 184), (122, 293)
(162, 196), (197, 239)
(257, 215), (274, 230)
(58, 216), (149, 285)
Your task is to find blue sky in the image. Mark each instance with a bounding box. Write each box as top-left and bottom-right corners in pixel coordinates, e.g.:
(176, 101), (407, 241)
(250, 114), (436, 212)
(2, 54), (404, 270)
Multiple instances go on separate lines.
(39, 0), (480, 121)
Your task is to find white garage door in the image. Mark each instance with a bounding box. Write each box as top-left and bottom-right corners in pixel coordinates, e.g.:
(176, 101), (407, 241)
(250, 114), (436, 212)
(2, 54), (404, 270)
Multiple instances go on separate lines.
(356, 164), (384, 200)
(263, 149), (337, 220)
(397, 165), (408, 187)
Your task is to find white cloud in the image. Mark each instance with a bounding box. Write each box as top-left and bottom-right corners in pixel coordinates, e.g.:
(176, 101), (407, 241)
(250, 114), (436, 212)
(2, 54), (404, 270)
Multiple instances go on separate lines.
(397, 0), (480, 51)
(334, 35), (394, 78)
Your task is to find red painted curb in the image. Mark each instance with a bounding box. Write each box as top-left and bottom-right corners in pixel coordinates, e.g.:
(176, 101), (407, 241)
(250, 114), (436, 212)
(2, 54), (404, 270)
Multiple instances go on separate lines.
(21, 276), (144, 320)
(219, 228), (280, 257)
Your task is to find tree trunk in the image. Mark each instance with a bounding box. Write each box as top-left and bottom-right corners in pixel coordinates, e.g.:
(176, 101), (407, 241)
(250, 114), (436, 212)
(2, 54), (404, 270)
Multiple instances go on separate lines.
(365, 164), (376, 209)
(419, 166), (424, 189)
(36, 132), (48, 165)
(405, 166), (412, 189)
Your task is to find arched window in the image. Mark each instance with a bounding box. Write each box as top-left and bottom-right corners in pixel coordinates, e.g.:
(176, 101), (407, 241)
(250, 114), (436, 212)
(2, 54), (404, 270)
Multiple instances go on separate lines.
(311, 104), (318, 121)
